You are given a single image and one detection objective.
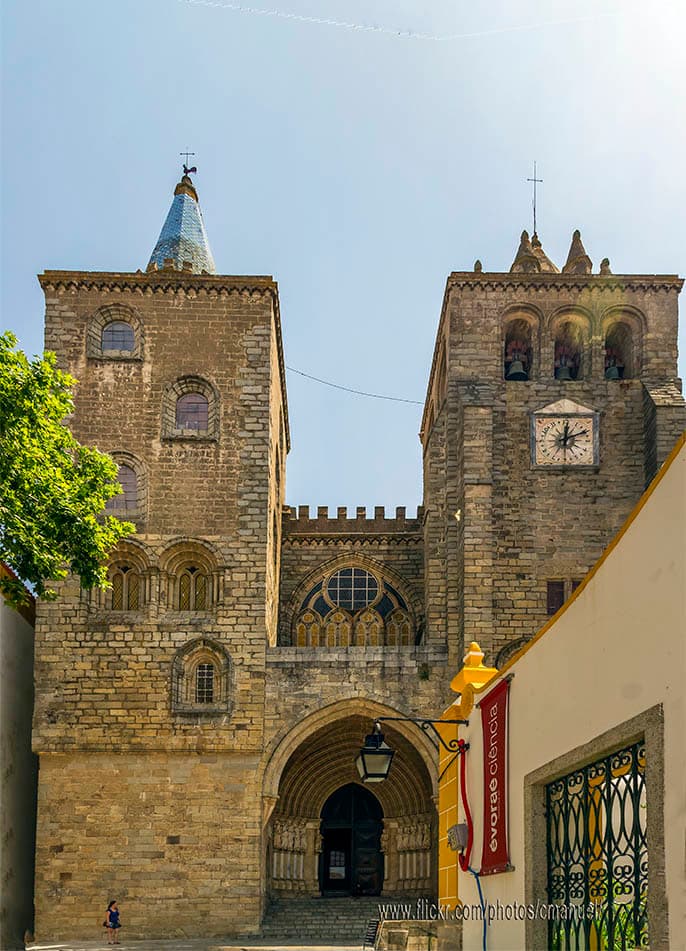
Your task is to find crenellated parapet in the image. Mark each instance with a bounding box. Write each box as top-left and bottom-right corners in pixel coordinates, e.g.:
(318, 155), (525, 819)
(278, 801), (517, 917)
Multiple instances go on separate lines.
(282, 504), (424, 541)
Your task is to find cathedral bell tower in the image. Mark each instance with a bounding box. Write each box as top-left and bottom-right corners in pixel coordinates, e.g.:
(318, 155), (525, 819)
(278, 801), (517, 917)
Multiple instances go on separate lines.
(420, 229), (684, 668)
(33, 168), (289, 937)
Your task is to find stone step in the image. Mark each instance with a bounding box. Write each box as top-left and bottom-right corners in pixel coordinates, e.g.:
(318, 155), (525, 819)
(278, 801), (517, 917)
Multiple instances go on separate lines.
(260, 897), (382, 941)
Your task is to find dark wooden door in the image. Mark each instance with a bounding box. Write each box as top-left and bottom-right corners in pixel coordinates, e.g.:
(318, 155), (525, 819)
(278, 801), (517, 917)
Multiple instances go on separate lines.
(320, 783), (383, 896)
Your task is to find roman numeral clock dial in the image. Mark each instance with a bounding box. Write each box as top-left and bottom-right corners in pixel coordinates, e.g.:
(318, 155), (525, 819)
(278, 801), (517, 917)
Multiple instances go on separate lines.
(532, 410), (599, 467)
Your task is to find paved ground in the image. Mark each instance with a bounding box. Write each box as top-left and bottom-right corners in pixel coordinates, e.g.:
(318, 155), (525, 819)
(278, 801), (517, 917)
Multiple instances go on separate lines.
(28, 939), (361, 951)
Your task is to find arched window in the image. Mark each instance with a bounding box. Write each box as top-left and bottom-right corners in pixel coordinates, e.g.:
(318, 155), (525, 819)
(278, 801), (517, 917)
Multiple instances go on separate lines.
(554, 320), (586, 381)
(87, 304), (142, 360)
(504, 318), (534, 381)
(102, 321), (135, 352)
(604, 322), (635, 380)
(178, 566), (208, 610)
(106, 464), (138, 511)
(176, 393), (209, 431)
(289, 565), (417, 647)
(172, 638), (232, 717)
(160, 540), (219, 613)
(354, 609), (383, 646)
(386, 609), (412, 646)
(324, 609), (352, 647)
(162, 377), (219, 440)
(295, 610), (321, 647)
(110, 564), (140, 611)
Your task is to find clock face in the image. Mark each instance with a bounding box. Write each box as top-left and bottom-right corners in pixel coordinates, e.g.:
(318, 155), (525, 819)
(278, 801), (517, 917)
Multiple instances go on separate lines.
(533, 415), (597, 466)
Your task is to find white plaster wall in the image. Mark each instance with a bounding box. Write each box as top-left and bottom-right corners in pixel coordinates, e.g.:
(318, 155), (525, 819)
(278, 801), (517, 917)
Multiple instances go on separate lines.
(456, 440), (685, 950)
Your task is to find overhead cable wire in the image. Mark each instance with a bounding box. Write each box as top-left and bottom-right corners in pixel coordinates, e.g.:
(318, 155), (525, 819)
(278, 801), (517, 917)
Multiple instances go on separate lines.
(179, 0), (616, 42)
(286, 365), (423, 404)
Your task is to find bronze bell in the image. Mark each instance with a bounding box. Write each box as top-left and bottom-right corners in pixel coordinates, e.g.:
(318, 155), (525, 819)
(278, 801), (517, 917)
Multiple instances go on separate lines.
(506, 359), (528, 381)
(556, 366), (573, 381)
(605, 365), (620, 380)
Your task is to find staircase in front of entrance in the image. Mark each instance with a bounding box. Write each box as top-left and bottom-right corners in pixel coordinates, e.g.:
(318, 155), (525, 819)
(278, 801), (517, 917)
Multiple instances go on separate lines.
(260, 896), (384, 944)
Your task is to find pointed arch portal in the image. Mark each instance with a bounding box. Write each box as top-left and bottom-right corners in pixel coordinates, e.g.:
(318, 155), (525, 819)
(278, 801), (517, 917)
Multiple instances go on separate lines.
(264, 706), (436, 899)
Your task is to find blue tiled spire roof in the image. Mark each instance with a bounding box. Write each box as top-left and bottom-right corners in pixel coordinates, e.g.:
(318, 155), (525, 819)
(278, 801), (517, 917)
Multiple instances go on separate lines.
(147, 175), (216, 274)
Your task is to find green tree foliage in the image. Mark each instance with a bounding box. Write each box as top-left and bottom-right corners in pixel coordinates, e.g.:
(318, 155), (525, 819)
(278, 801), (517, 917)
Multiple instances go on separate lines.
(0, 332), (133, 606)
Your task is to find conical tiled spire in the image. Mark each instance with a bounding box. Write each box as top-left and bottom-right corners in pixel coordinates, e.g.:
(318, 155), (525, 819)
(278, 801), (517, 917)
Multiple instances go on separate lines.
(562, 229), (592, 275)
(147, 174), (216, 274)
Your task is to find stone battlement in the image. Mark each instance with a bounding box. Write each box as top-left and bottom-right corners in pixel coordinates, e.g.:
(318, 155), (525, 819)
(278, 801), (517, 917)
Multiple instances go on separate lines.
(282, 504), (424, 534)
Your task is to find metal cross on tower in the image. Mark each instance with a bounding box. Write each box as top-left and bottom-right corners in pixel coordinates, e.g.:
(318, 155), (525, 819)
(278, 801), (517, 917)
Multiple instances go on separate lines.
(527, 161), (543, 236)
(180, 150), (197, 175)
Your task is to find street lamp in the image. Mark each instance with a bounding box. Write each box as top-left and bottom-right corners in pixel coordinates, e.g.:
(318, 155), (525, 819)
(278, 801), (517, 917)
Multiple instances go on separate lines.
(357, 715), (469, 783)
(355, 722), (395, 783)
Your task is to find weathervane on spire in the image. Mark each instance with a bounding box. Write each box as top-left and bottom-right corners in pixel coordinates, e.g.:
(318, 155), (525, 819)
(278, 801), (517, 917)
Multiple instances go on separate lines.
(527, 161), (543, 236)
(180, 150), (197, 176)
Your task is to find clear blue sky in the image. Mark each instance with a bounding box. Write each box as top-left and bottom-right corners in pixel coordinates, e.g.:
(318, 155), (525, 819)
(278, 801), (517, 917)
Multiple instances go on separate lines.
(2, 0), (685, 511)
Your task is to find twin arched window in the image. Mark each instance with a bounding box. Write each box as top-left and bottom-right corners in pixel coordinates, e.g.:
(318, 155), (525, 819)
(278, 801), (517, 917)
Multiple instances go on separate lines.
(178, 566), (208, 610)
(292, 567), (415, 647)
(111, 564), (140, 610)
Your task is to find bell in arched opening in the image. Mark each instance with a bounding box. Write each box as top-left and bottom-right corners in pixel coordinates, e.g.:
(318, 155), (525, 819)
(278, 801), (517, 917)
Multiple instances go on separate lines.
(604, 322), (633, 380)
(504, 319), (533, 381)
(554, 322), (583, 381)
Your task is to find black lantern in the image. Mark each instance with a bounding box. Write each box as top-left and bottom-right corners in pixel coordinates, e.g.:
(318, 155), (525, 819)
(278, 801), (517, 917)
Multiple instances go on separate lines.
(356, 722), (395, 783)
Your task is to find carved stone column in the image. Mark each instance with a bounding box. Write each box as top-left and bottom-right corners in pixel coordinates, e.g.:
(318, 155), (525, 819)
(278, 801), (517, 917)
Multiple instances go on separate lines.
(304, 820), (321, 895)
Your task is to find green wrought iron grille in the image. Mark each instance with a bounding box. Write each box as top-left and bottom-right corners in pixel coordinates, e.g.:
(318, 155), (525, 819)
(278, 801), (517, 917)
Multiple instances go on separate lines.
(546, 740), (647, 950)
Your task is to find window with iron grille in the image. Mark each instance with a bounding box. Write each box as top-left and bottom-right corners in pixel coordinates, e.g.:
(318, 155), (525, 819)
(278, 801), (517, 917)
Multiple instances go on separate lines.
(546, 740), (647, 949)
(195, 663), (215, 703)
(171, 638), (232, 719)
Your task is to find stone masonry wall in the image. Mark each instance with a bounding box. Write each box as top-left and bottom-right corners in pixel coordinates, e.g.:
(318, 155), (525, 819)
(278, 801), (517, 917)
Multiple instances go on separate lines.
(34, 271), (288, 938)
(34, 752), (263, 939)
(422, 273), (685, 665)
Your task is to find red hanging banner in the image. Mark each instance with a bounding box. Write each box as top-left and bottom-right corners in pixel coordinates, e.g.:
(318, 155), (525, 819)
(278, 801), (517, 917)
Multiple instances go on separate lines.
(479, 677), (511, 875)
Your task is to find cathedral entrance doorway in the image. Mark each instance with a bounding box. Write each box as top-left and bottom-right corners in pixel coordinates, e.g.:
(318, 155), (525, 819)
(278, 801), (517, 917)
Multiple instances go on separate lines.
(264, 704), (438, 901)
(320, 783), (383, 896)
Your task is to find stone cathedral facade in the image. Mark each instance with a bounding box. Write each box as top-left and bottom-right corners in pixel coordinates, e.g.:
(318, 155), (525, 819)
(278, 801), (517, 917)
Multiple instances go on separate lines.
(32, 172), (684, 938)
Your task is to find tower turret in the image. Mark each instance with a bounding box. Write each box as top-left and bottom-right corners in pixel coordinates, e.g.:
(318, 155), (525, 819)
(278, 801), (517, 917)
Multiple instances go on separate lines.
(147, 171), (216, 274)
